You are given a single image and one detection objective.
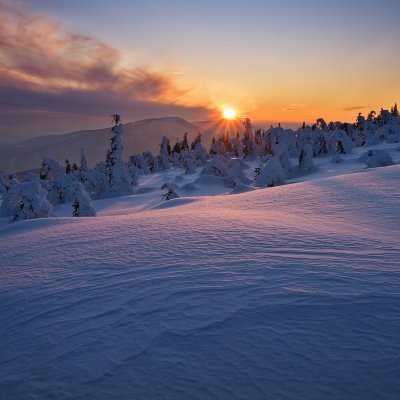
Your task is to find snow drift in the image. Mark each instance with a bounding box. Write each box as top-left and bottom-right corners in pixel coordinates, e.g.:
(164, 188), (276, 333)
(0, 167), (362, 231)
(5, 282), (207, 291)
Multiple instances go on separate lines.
(0, 165), (399, 400)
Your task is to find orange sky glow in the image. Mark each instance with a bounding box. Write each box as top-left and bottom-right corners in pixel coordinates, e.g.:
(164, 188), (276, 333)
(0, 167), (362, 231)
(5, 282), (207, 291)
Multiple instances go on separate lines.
(0, 0), (399, 139)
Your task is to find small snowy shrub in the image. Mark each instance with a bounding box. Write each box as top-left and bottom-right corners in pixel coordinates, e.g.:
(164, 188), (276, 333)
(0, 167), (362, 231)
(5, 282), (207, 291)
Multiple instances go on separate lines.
(358, 149), (394, 168)
(161, 182), (180, 201)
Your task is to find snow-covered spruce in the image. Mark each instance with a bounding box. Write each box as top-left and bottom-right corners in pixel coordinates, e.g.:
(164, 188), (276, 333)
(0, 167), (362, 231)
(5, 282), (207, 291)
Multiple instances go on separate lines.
(143, 151), (160, 173)
(210, 137), (227, 156)
(242, 118), (258, 158)
(71, 182), (96, 217)
(158, 136), (171, 171)
(80, 148), (88, 173)
(298, 144), (314, 171)
(191, 133), (208, 166)
(180, 150), (196, 174)
(105, 123), (134, 196)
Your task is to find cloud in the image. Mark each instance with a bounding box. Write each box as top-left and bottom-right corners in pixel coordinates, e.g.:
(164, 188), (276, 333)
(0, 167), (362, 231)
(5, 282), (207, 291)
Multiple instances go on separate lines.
(0, 1), (214, 138)
(283, 103), (307, 112)
(342, 105), (365, 111)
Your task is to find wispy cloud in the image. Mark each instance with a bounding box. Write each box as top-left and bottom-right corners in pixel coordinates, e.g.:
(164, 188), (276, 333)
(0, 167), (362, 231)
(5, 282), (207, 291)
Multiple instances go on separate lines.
(283, 103), (307, 112)
(0, 1), (214, 137)
(342, 105), (365, 111)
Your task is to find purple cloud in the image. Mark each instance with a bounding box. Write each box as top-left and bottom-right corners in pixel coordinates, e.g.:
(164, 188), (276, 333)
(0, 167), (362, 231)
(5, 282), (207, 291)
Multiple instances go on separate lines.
(0, 1), (214, 139)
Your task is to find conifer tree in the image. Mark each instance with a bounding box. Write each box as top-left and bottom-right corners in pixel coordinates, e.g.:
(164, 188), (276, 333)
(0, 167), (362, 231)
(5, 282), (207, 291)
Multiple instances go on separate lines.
(104, 117), (133, 196)
(80, 148), (88, 172)
(71, 182), (96, 217)
(158, 136), (171, 170)
(180, 132), (189, 151)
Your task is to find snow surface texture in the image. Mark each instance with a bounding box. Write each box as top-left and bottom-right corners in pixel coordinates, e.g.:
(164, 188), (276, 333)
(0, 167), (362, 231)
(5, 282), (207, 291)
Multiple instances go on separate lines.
(1, 159), (400, 399)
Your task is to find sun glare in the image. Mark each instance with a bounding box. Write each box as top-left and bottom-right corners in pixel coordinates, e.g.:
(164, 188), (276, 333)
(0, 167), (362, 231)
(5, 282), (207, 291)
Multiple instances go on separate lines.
(222, 107), (237, 120)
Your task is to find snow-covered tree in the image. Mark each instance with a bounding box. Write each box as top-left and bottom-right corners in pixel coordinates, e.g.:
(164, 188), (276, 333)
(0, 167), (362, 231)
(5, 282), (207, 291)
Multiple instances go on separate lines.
(65, 159), (72, 174)
(325, 129), (353, 154)
(105, 123), (133, 196)
(200, 158), (230, 177)
(80, 148), (88, 173)
(210, 138), (227, 156)
(181, 132), (189, 151)
(158, 136), (171, 170)
(230, 133), (244, 158)
(143, 151), (160, 173)
(9, 181), (53, 222)
(180, 150), (196, 174)
(272, 142), (292, 175)
(71, 182), (96, 217)
(161, 182), (180, 201)
(228, 160), (252, 186)
(359, 149), (394, 168)
(356, 113), (366, 130)
(23, 171), (39, 182)
(191, 133), (208, 166)
(46, 174), (76, 205)
(40, 157), (65, 180)
(0, 173), (18, 217)
(254, 156), (287, 187)
(391, 103), (398, 116)
(242, 118), (257, 157)
(80, 169), (107, 199)
(128, 154), (150, 174)
(298, 144), (314, 171)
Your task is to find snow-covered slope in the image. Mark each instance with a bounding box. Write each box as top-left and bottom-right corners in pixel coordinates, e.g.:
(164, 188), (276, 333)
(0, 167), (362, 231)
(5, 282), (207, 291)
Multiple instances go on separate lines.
(0, 117), (214, 174)
(1, 157), (399, 399)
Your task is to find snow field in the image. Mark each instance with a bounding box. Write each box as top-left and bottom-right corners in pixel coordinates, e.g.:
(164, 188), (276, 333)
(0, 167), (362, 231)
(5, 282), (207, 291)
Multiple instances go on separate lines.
(0, 164), (399, 399)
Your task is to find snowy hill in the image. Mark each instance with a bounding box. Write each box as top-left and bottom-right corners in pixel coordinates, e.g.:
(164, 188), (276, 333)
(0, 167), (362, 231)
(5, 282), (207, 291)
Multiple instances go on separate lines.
(0, 117), (217, 174)
(1, 145), (400, 399)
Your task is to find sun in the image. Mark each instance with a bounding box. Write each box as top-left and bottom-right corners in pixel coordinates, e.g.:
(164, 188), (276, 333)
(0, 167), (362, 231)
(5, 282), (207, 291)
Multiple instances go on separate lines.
(222, 107), (237, 120)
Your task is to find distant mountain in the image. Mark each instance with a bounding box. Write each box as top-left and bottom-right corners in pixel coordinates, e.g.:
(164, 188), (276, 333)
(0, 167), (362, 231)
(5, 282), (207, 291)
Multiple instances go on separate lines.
(0, 117), (235, 174)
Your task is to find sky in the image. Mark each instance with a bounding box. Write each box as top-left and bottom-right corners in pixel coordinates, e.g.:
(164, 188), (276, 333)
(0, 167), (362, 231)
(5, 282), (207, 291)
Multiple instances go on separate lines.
(1, 0), (399, 140)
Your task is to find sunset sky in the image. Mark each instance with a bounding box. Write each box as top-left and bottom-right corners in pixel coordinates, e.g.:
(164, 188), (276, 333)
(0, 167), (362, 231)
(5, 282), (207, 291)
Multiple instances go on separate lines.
(1, 0), (399, 140)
